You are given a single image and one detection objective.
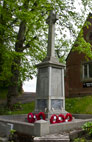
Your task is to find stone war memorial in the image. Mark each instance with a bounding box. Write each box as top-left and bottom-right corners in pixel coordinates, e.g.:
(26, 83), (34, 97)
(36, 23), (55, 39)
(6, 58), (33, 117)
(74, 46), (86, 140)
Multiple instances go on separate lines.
(35, 10), (67, 118)
(1, 11), (92, 142)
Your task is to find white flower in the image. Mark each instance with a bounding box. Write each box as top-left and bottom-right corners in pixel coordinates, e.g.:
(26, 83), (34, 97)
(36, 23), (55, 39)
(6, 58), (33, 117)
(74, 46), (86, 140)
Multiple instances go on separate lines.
(54, 116), (56, 120)
(29, 115), (31, 118)
(65, 119), (68, 122)
(59, 117), (62, 120)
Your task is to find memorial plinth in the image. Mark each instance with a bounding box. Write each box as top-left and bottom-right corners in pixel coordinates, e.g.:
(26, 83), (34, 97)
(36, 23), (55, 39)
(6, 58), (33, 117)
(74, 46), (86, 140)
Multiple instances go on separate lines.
(35, 10), (67, 118)
(35, 60), (66, 117)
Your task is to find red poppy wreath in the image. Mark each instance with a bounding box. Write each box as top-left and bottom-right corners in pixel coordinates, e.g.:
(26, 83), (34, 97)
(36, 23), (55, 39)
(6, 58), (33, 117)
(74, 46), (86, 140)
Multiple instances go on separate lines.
(57, 114), (65, 123)
(65, 113), (72, 122)
(37, 112), (46, 120)
(50, 114), (58, 124)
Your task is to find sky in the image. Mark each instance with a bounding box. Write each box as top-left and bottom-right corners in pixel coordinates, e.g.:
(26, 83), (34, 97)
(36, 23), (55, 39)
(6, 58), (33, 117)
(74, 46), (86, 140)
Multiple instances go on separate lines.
(23, 77), (37, 92)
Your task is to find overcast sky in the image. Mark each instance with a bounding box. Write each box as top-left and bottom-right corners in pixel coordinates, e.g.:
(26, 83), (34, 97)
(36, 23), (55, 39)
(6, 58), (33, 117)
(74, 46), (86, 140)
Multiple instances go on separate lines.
(23, 77), (37, 92)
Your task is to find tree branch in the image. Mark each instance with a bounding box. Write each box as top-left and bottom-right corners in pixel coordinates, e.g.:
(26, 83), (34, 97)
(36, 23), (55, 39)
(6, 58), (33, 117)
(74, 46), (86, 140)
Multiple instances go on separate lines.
(22, 36), (37, 50)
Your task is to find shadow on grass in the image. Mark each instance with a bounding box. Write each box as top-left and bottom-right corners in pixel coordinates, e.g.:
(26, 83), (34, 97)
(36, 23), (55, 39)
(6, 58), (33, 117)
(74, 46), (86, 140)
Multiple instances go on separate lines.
(0, 101), (35, 115)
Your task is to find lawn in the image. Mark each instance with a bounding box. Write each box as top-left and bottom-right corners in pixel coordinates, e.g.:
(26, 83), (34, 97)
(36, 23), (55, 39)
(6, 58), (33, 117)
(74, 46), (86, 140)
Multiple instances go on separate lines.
(0, 102), (35, 115)
(1, 95), (92, 115)
(65, 96), (92, 114)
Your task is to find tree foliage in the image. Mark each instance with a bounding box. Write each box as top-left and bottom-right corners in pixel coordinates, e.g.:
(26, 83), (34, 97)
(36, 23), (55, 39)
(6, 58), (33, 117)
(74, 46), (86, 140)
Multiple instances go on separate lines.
(73, 13), (92, 60)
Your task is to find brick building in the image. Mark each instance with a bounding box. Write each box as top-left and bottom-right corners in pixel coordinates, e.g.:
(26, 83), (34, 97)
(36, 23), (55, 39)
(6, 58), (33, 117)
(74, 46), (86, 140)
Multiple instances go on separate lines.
(65, 14), (92, 97)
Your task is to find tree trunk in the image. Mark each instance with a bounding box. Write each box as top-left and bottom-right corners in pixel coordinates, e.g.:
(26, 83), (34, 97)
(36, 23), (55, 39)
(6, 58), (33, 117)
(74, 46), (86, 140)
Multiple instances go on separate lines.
(6, 0), (30, 108)
(7, 21), (26, 109)
(7, 57), (21, 108)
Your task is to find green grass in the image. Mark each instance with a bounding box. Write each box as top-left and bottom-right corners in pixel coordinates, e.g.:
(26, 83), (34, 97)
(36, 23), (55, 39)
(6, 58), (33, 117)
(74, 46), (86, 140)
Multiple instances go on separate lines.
(1, 95), (92, 115)
(65, 96), (92, 114)
(11, 102), (35, 115)
(0, 102), (35, 115)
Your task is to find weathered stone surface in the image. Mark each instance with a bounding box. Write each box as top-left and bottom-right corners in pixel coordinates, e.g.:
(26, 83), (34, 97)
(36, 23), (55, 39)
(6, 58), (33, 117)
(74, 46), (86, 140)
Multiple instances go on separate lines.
(51, 99), (63, 110)
(73, 114), (92, 119)
(34, 120), (49, 137)
(35, 63), (66, 115)
(37, 68), (48, 98)
(1, 115), (92, 137)
(37, 99), (47, 110)
(0, 122), (12, 138)
(0, 114), (27, 122)
(33, 133), (70, 142)
(51, 68), (63, 97)
(0, 137), (8, 142)
(35, 10), (66, 116)
(0, 122), (7, 137)
(34, 138), (70, 142)
(46, 10), (58, 57)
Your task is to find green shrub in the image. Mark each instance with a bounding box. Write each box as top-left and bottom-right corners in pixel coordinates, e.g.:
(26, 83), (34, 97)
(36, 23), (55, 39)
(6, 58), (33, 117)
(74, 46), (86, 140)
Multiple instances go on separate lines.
(82, 122), (92, 136)
(0, 87), (8, 99)
(73, 138), (86, 142)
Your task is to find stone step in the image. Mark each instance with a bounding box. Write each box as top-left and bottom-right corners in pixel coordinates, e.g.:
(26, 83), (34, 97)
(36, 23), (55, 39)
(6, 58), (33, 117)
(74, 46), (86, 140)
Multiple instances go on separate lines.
(34, 137), (70, 142)
(33, 134), (70, 142)
(0, 137), (8, 142)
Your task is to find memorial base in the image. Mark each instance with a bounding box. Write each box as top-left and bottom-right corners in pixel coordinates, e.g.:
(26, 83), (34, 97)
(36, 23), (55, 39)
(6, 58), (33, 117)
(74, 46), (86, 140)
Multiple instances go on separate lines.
(35, 59), (66, 118)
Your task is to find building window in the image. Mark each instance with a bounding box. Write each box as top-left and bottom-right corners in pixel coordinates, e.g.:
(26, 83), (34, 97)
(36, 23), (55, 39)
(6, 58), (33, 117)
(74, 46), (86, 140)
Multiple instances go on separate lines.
(83, 62), (92, 79)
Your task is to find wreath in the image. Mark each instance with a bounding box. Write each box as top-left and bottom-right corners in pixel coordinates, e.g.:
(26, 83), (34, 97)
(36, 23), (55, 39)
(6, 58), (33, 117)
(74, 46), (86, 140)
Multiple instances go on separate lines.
(50, 114), (58, 124)
(65, 113), (72, 122)
(37, 112), (46, 120)
(27, 113), (34, 123)
(27, 112), (73, 124)
(33, 114), (38, 122)
(57, 114), (65, 123)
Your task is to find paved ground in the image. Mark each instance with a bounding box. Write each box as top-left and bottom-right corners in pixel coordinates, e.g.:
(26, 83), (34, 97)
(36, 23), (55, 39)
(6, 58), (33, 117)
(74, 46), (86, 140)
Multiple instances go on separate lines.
(0, 92), (36, 105)
(16, 92), (36, 104)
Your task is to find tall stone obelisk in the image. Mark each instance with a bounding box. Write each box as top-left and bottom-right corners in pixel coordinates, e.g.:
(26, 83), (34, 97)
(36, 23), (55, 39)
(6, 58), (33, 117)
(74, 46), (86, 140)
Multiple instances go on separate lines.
(35, 10), (66, 118)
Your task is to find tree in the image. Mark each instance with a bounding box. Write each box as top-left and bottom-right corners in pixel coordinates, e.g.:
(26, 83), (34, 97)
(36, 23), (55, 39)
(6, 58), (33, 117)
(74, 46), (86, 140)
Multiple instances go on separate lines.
(0, 0), (92, 108)
(0, 0), (48, 108)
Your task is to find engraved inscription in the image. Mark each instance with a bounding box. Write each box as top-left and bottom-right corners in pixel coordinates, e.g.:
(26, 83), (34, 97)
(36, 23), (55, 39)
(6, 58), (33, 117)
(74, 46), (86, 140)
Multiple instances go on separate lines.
(51, 99), (63, 110)
(51, 68), (63, 97)
(37, 68), (48, 97)
(37, 99), (47, 109)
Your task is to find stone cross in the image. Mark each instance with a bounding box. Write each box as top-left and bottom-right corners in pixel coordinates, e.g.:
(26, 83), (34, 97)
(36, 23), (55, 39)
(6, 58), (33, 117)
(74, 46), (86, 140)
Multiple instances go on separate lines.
(46, 10), (58, 57)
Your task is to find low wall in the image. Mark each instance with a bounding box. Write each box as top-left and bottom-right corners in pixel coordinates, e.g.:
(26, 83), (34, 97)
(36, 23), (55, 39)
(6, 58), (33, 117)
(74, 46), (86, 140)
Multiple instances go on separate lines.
(0, 118), (34, 137)
(0, 114), (92, 137)
(0, 114), (27, 121)
(73, 114), (92, 119)
(49, 119), (92, 134)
